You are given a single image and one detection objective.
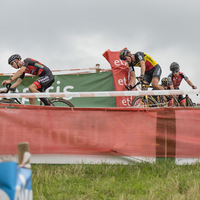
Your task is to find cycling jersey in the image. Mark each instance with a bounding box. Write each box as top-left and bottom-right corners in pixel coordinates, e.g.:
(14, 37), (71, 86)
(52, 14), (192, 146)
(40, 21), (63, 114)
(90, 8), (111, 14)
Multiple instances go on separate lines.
(19, 58), (54, 92)
(19, 58), (52, 79)
(129, 52), (158, 72)
(168, 72), (188, 89)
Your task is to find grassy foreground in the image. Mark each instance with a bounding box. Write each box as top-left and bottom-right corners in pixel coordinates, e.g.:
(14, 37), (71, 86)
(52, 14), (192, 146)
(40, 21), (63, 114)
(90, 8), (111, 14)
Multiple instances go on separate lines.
(32, 160), (200, 200)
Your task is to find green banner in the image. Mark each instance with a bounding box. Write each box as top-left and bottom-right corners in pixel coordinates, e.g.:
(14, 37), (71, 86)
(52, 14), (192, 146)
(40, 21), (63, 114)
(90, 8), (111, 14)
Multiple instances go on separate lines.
(0, 71), (116, 107)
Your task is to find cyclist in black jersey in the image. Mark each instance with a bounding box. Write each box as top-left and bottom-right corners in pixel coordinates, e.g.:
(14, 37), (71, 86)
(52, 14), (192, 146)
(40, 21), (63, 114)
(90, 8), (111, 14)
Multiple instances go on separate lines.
(119, 49), (163, 90)
(1, 54), (54, 105)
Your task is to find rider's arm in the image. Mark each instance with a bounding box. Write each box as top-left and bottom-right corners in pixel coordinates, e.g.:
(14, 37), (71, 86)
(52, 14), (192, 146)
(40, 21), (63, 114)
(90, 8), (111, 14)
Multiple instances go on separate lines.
(10, 66), (26, 82)
(129, 71), (136, 86)
(11, 78), (23, 88)
(140, 60), (146, 76)
(0, 78), (23, 93)
(186, 79), (197, 89)
(2, 66), (26, 86)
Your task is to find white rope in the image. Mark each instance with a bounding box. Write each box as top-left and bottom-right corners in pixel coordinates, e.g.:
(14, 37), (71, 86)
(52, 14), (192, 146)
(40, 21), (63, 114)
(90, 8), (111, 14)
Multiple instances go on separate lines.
(0, 89), (199, 98)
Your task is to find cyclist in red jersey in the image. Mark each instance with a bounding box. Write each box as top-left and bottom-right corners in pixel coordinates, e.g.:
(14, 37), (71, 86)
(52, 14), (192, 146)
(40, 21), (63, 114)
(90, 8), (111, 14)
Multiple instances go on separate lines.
(119, 49), (163, 90)
(1, 54), (54, 105)
(168, 62), (197, 106)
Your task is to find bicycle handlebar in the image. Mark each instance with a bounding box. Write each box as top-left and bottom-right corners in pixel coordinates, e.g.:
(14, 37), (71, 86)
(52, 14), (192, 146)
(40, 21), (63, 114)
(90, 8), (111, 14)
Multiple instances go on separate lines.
(0, 83), (16, 93)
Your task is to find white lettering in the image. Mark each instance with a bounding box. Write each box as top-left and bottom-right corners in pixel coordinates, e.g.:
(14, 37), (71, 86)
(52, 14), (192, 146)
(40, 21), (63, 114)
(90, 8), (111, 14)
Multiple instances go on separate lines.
(114, 60), (120, 66)
(56, 81), (61, 93)
(118, 77), (128, 86)
(118, 79), (123, 85)
(63, 86), (74, 100)
(114, 60), (128, 66)
(122, 97), (133, 107)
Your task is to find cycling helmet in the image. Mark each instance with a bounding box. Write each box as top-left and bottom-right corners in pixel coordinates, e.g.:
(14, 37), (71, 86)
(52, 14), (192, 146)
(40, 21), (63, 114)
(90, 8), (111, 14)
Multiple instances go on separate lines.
(161, 77), (168, 86)
(8, 54), (22, 65)
(170, 62), (180, 71)
(119, 49), (130, 60)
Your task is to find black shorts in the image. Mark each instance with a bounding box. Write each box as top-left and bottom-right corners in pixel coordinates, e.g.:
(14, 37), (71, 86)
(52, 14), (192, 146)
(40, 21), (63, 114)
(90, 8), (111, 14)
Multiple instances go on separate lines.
(144, 64), (162, 84)
(34, 72), (55, 92)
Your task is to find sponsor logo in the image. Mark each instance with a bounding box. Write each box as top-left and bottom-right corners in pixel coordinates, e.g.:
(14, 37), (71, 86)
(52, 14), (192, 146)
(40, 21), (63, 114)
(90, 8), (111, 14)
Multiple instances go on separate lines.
(35, 63), (44, 68)
(122, 97), (133, 107)
(114, 60), (128, 66)
(14, 80), (74, 104)
(138, 54), (143, 61)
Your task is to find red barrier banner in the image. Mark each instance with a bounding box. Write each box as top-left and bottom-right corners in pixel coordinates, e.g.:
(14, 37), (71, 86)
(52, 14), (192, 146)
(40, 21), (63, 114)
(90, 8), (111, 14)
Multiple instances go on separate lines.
(0, 105), (200, 158)
(103, 49), (136, 107)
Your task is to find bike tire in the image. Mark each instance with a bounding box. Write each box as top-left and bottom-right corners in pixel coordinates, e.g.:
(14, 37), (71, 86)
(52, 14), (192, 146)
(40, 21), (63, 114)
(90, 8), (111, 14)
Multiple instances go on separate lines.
(131, 96), (159, 108)
(0, 99), (18, 104)
(170, 95), (180, 106)
(50, 98), (74, 107)
(186, 97), (193, 107)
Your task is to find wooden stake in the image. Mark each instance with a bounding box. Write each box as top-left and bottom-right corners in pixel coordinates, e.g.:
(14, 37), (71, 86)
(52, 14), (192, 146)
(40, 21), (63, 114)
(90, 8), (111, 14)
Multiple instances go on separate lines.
(17, 142), (30, 165)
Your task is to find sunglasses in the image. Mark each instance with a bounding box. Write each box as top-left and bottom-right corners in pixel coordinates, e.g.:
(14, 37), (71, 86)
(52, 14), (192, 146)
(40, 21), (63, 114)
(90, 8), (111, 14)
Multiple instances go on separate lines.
(123, 57), (127, 61)
(173, 70), (178, 73)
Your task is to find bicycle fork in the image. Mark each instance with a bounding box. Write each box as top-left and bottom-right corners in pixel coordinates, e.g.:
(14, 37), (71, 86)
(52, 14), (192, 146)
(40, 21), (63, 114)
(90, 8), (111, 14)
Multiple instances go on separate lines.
(142, 95), (148, 108)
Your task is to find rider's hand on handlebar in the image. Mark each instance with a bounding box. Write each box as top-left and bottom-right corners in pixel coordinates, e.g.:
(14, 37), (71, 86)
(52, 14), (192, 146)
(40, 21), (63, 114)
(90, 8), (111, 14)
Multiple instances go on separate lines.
(192, 85), (197, 89)
(2, 80), (11, 86)
(138, 75), (144, 82)
(0, 89), (8, 93)
(125, 85), (134, 91)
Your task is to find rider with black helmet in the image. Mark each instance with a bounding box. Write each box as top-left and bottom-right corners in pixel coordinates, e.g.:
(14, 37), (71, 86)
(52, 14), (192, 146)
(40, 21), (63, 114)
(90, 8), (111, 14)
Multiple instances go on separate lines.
(161, 77), (169, 88)
(168, 62), (197, 106)
(119, 48), (163, 91)
(2, 54), (55, 105)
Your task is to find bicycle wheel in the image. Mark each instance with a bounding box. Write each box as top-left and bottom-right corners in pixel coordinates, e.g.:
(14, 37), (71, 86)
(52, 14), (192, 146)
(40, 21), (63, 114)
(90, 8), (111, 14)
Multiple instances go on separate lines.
(186, 97), (193, 107)
(157, 95), (168, 107)
(170, 95), (180, 106)
(50, 98), (74, 107)
(0, 99), (18, 104)
(131, 96), (159, 108)
(158, 95), (180, 107)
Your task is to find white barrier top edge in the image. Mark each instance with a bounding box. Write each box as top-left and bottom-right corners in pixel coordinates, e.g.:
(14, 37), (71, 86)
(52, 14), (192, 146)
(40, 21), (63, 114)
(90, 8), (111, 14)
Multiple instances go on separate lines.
(0, 89), (199, 98)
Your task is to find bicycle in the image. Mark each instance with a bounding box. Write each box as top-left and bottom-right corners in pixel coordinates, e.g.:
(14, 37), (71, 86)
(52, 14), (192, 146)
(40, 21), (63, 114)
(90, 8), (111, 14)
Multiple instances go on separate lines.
(156, 94), (180, 107)
(0, 84), (74, 107)
(169, 94), (195, 107)
(184, 94), (195, 107)
(130, 79), (180, 108)
(129, 80), (159, 108)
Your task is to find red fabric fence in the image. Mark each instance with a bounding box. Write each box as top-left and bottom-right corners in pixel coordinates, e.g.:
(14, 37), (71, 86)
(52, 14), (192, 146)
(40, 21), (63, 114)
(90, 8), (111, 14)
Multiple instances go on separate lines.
(0, 105), (200, 158)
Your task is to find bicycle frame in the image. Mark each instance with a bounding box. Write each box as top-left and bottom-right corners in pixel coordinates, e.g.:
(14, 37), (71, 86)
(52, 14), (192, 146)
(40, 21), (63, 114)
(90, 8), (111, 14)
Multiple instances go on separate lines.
(131, 80), (159, 108)
(141, 84), (151, 108)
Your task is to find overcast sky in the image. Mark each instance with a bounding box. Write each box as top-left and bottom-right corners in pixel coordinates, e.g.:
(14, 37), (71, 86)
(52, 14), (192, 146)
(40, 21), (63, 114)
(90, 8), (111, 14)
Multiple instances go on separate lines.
(0, 0), (199, 102)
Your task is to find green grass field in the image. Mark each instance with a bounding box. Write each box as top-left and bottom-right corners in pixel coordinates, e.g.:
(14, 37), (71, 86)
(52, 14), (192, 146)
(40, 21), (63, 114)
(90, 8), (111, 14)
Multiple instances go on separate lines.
(32, 160), (200, 200)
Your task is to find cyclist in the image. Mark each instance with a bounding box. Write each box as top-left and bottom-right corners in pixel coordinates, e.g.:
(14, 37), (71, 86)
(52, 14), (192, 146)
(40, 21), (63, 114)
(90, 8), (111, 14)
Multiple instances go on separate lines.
(167, 62), (197, 106)
(152, 77), (172, 106)
(160, 77), (169, 90)
(119, 49), (163, 90)
(1, 54), (54, 105)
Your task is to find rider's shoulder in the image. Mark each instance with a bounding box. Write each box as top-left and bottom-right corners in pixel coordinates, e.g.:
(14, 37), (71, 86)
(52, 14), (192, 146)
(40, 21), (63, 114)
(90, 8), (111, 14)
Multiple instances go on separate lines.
(135, 52), (144, 56)
(168, 73), (173, 78)
(179, 72), (186, 77)
(23, 58), (32, 63)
